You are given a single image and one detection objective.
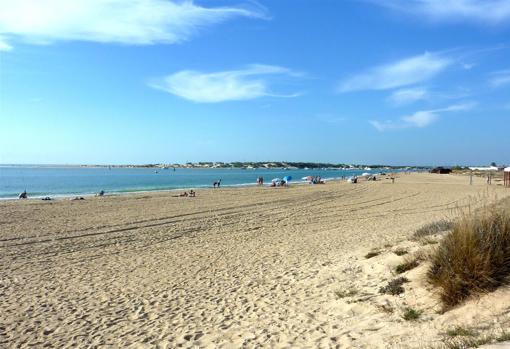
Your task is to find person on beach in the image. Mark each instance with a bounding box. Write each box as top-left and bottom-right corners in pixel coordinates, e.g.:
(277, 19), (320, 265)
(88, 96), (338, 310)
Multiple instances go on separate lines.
(172, 191), (190, 197)
(18, 190), (27, 199)
(189, 190), (195, 197)
(217, 179), (221, 188)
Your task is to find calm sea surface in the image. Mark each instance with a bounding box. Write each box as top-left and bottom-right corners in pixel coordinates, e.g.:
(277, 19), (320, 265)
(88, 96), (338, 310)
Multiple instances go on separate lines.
(0, 165), (397, 199)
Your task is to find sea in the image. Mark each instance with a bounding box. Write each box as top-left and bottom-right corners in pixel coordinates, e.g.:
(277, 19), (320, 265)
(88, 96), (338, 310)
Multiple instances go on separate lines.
(0, 165), (403, 199)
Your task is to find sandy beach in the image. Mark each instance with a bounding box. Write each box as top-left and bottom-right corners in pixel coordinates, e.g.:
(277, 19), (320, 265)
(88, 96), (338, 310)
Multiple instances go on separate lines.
(1, 173), (510, 348)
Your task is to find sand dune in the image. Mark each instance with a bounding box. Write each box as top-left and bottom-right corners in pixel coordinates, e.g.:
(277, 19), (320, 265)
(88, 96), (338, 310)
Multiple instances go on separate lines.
(1, 173), (509, 348)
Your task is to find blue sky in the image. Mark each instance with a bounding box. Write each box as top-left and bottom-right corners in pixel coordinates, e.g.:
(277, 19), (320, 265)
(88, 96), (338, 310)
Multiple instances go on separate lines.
(0, 0), (509, 166)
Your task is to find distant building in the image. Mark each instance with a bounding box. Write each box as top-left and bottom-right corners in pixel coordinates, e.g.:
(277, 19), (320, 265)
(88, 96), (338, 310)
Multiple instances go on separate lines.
(468, 166), (500, 171)
(430, 167), (452, 174)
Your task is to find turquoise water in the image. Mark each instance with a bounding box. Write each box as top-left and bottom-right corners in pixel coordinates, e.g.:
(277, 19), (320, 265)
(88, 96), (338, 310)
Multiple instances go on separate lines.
(0, 165), (393, 199)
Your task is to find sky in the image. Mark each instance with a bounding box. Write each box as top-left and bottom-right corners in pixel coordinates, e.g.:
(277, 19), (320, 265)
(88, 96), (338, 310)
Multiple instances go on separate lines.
(0, 0), (509, 166)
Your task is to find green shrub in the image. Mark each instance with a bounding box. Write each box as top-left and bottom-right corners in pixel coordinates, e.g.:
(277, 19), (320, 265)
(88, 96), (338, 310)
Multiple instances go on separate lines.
(402, 307), (422, 321)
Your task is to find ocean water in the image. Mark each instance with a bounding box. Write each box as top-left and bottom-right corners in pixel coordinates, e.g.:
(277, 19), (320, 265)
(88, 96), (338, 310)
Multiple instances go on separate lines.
(0, 165), (394, 199)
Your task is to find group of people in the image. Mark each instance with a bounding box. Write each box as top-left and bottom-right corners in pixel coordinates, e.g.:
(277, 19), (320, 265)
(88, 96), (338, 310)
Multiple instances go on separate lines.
(270, 179), (288, 187)
(17, 189), (106, 200)
(256, 176), (264, 185)
(310, 176), (324, 184)
(213, 179), (222, 188)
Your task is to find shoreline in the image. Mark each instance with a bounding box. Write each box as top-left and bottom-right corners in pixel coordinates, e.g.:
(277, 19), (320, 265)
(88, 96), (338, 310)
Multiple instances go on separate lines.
(0, 173), (387, 201)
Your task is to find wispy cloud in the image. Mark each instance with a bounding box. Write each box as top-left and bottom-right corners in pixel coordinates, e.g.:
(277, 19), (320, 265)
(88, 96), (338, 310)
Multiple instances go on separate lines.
(338, 52), (452, 92)
(370, 102), (475, 131)
(0, 0), (266, 50)
(369, 0), (510, 25)
(489, 69), (510, 88)
(149, 64), (302, 103)
(388, 87), (428, 105)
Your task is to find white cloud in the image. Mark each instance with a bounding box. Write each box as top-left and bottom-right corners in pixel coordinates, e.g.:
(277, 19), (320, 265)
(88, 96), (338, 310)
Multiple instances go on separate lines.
(370, 102), (475, 131)
(388, 87), (428, 105)
(489, 69), (510, 88)
(0, 0), (265, 49)
(338, 52), (452, 92)
(149, 64), (301, 103)
(402, 110), (438, 127)
(370, 0), (510, 25)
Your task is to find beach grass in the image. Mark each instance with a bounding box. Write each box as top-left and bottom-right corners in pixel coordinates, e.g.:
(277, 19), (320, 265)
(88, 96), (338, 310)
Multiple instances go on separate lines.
(428, 201), (510, 309)
(395, 258), (419, 274)
(413, 219), (454, 240)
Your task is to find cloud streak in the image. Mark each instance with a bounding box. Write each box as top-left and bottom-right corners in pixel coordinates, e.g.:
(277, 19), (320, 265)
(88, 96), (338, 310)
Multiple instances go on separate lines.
(369, 0), (510, 25)
(0, 0), (265, 49)
(489, 69), (510, 88)
(370, 102), (475, 131)
(149, 64), (301, 103)
(338, 52), (452, 92)
(388, 87), (428, 105)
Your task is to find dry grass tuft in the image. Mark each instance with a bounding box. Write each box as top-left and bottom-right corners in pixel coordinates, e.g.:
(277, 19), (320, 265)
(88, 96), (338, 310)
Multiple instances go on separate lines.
(414, 219), (454, 240)
(379, 277), (409, 295)
(393, 248), (408, 256)
(428, 203), (510, 309)
(365, 250), (381, 259)
(334, 288), (358, 299)
(395, 258), (420, 274)
(445, 326), (477, 337)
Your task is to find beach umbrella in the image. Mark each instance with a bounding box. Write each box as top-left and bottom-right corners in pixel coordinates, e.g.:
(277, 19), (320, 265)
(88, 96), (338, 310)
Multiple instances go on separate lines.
(283, 175), (292, 182)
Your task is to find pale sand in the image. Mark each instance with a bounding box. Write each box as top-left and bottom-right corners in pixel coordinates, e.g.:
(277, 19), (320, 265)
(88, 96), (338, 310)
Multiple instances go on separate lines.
(1, 173), (510, 348)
